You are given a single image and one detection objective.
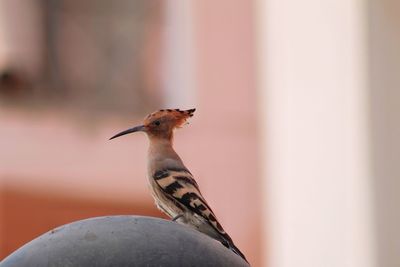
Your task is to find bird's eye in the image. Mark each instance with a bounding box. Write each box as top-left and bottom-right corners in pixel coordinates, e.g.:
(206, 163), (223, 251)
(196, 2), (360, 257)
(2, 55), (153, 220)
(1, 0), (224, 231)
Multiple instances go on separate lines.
(154, 120), (161, 126)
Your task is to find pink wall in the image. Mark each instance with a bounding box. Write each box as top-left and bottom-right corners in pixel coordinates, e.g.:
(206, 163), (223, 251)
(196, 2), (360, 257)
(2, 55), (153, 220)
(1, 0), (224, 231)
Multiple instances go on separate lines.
(0, 0), (261, 265)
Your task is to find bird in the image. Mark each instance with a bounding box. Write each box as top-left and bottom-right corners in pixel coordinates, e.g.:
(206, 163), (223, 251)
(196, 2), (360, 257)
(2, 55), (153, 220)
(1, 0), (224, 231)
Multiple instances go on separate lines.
(110, 108), (248, 263)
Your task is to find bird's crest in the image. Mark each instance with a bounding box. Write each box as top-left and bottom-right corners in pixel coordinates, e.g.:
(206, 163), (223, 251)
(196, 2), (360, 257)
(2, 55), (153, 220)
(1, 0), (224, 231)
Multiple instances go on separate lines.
(144, 108), (195, 128)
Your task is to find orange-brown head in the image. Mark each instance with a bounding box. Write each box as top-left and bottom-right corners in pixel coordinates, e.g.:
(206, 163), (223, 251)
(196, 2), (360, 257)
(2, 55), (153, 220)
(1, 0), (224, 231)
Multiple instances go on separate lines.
(109, 108), (195, 141)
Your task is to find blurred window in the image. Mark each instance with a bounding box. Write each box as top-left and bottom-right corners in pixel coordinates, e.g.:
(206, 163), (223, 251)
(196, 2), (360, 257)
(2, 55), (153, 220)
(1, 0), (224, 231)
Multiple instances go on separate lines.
(0, 0), (163, 116)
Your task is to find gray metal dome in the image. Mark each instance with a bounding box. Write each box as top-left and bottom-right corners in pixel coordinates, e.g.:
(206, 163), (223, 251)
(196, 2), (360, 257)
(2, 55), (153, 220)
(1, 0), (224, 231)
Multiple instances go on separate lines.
(0, 216), (249, 267)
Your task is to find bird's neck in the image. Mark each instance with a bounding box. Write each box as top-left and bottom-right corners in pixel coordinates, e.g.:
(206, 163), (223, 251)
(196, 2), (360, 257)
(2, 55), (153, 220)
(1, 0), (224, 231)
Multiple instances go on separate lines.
(148, 137), (175, 158)
(147, 137), (185, 174)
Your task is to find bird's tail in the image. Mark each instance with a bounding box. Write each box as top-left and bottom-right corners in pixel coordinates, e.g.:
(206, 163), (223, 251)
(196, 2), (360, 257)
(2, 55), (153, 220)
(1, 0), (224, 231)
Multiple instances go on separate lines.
(229, 242), (248, 264)
(220, 234), (249, 264)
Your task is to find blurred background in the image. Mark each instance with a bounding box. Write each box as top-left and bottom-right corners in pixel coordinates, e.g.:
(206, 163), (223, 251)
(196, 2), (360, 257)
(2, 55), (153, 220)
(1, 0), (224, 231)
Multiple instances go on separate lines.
(0, 0), (399, 267)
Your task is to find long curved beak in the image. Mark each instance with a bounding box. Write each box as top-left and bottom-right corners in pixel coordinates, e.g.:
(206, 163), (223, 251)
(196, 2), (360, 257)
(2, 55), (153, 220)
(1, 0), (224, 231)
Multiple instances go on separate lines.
(109, 125), (145, 140)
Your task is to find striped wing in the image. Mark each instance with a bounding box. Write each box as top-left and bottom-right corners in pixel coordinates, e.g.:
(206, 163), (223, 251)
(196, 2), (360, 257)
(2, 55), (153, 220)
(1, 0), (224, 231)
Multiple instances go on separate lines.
(153, 168), (226, 235)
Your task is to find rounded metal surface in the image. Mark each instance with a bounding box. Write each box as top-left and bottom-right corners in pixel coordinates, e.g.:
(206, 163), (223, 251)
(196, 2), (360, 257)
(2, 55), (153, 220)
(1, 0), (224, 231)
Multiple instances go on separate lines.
(0, 216), (248, 267)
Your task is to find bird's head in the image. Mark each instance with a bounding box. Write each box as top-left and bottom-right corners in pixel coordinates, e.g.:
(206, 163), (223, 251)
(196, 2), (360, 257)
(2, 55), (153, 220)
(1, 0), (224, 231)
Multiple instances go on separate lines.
(110, 108), (195, 141)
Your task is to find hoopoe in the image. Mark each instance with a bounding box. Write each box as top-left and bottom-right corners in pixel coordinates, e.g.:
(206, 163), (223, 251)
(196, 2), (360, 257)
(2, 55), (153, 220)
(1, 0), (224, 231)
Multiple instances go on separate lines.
(110, 108), (248, 263)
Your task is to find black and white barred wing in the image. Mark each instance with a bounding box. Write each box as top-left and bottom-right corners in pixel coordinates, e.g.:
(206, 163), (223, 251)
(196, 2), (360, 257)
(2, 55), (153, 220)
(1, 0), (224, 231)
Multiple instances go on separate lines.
(153, 168), (249, 263)
(153, 169), (226, 235)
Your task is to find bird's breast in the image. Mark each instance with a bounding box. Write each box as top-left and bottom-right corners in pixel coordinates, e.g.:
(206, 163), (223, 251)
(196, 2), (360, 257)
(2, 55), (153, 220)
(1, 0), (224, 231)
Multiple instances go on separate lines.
(147, 172), (181, 218)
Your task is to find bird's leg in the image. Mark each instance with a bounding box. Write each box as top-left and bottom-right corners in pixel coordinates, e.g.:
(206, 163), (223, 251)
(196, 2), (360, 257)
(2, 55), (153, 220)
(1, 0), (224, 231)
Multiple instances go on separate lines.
(172, 214), (184, 222)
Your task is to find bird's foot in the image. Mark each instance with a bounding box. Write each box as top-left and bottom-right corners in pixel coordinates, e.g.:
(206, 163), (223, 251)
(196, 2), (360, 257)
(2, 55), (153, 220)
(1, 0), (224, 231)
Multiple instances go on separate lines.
(172, 214), (184, 222)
